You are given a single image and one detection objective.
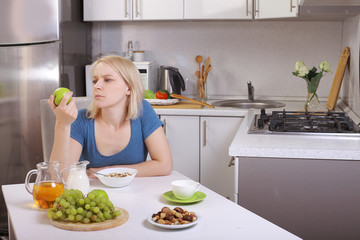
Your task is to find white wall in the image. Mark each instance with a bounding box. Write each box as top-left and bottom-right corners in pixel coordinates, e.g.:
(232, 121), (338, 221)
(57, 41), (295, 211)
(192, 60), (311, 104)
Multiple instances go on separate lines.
(92, 20), (343, 100)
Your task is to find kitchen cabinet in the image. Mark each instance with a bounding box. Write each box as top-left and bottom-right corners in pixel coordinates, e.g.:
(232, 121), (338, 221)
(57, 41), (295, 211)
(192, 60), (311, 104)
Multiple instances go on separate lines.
(133, 0), (183, 20)
(160, 115), (200, 182)
(83, 0), (183, 21)
(254, 0), (298, 19)
(84, 0), (131, 21)
(200, 117), (242, 201)
(160, 114), (243, 201)
(184, 0), (253, 20)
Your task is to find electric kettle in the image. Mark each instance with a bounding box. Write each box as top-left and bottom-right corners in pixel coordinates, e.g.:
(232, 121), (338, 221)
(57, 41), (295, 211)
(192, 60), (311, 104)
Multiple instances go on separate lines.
(159, 66), (185, 94)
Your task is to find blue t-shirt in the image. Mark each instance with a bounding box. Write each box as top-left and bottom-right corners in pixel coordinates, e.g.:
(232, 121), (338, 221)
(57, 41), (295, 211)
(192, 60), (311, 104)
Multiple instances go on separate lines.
(70, 100), (162, 168)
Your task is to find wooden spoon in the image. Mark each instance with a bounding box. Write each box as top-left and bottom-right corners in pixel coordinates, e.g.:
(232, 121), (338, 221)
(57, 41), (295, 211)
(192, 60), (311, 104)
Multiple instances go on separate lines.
(195, 55), (203, 75)
(170, 93), (215, 108)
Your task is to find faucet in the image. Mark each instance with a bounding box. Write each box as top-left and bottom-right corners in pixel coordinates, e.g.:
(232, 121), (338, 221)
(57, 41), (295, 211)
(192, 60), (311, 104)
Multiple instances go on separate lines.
(247, 81), (254, 102)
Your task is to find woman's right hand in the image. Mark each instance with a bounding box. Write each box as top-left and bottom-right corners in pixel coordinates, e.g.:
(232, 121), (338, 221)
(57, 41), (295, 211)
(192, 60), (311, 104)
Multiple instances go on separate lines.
(48, 91), (78, 125)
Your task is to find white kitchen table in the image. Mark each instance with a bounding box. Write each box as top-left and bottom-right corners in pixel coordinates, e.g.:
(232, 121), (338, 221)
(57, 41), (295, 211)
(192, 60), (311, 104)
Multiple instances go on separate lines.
(2, 171), (300, 240)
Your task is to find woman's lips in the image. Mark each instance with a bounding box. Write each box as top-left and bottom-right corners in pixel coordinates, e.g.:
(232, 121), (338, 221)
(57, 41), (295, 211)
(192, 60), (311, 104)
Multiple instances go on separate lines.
(95, 94), (103, 98)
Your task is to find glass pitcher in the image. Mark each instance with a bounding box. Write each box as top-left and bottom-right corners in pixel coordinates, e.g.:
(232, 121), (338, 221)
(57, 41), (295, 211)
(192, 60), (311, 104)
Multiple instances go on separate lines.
(25, 161), (64, 209)
(63, 160), (90, 195)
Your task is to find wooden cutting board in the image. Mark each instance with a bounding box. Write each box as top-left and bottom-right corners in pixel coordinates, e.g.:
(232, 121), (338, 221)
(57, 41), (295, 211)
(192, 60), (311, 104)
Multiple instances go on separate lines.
(326, 46), (350, 110)
(50, 207), (129, 231)
(152, 101), (204, 109)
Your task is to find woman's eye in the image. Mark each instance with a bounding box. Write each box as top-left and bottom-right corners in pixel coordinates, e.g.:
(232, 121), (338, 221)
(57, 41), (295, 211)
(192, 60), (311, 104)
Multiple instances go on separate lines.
(105, 79), (112, 82)
(92, 80), (97, 85)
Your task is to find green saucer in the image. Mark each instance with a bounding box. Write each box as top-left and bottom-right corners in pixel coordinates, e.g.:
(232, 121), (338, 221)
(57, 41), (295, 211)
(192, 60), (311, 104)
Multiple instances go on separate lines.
(162, 191), (206, 203)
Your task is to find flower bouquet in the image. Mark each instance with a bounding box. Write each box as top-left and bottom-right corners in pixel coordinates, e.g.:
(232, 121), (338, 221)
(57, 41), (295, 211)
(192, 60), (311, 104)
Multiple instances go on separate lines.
(292, 61), (331, 111)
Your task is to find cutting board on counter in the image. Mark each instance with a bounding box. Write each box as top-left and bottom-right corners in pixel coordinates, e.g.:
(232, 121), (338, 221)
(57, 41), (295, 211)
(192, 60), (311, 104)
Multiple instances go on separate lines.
(326, 46), (350, 110)
(152, 101), (204, 109)
(50, 207), (128, 231)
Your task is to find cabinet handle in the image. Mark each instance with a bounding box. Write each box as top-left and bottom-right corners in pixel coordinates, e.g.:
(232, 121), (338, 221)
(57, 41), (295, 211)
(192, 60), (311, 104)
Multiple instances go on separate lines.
(203, 120), (206, 147)
(136, 0), (140, 17)
(125, 0), (128, 17)
(163, 119), (167, 135)
(246, 0), (248, 16)
(228, 157), (235, 167)
(290, 0), (296, 12)
(254, 0), (259, 17)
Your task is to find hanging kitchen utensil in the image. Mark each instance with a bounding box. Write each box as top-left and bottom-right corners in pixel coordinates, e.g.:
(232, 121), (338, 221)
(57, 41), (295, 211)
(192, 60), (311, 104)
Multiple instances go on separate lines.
(170, 94), (215, 108)
(326, 46), (350, 110)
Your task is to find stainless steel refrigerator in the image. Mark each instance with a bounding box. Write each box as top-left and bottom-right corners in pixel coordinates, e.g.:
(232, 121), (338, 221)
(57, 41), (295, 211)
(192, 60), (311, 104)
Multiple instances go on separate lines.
(0, 0), (60, 233)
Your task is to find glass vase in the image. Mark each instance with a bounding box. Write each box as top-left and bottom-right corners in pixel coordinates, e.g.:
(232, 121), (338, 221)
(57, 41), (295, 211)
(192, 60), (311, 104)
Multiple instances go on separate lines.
(305, 92), (320, 112)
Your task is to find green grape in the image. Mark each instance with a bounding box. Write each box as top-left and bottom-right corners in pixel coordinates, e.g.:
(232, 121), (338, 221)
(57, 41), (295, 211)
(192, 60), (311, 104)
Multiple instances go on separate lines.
(47, 209), (54, 219)
(70, 208), (77, 215)
(94, 197), (100, 204)
(103, 211), (111, 220)
(56, 211), (63, 218)
(93, 207), (100, 213)
(77, 207), (84, 214)
(100, 217), (105, 222)
(98, 203), (104, 209)
(59, 214), (66, 221)
(106, 201), (113, 208)
(87, 193), (95, 200)
(64, 202), (70, 208)
(83, 218), (90, 224)
(66, 209), (71, 215)
(78, 198), (85, 206)
(81, 210), (87, 217)
(84, 204), (90, 210)
(90, 201), (96, 207)
(84, 197), (90, 204)
(100, 197), (107, 204)
(66, 196), (73, 202)
(85, 211), (93, 219)
(68, 214), (75, 221)
(114, 210), (121, 217)
(75, 214), (83, 222)
(97, 212), (103, 219)
(103, 206), (109, 212)
(90, 215), (98, 222)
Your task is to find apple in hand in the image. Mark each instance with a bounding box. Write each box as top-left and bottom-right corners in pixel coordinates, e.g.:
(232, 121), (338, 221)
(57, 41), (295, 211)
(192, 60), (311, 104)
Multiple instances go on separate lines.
(53, 87), (72, 106)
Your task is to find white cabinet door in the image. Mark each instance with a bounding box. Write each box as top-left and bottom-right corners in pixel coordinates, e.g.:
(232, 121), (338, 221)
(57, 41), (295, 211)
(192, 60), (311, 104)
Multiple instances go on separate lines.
(134, 0), (183, 20)
(200, 116), (243, 201)
(185, 0), (252, 19)
(254, 0), (298, 19)
(84, 0), (132, 21)
(160, 115), (199, 181)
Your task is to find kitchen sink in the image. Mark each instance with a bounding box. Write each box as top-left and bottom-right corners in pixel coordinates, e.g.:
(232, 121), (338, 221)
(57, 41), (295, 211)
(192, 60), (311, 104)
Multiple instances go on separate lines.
(212, 99), (285, 109)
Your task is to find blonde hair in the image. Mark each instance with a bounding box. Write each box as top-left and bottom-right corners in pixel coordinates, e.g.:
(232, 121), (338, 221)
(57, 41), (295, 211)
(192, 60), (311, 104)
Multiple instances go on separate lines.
(86, 55), (144, 119)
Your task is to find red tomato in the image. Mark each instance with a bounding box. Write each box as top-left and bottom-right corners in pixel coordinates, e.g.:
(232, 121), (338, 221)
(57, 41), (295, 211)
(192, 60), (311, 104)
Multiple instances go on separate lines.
(156, 91), (168, 99)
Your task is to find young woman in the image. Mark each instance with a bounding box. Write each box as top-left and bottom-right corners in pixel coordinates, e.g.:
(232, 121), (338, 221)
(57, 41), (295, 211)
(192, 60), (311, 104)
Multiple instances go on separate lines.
(48, 55), (173, 177)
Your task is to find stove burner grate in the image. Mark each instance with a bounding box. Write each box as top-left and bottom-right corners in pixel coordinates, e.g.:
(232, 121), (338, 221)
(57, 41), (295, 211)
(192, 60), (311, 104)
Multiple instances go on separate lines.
(268, 111), (356, 133)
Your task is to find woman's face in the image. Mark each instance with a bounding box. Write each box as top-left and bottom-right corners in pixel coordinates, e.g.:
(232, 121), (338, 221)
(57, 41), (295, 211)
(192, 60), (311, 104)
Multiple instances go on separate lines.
(92, 62), (130, 108)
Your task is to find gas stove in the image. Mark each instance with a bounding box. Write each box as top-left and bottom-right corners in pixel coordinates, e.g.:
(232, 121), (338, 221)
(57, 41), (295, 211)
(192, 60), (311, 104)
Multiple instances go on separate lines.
(248, 109), (360, 137)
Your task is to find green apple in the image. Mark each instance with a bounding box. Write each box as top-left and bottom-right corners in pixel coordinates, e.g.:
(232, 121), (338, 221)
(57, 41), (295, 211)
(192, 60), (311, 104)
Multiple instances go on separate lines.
(53, 87), (72, 106)
(89, 189), (109, 201)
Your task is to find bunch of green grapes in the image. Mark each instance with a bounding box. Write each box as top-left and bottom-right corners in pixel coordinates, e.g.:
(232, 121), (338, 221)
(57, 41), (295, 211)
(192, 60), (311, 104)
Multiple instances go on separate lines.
(47, 189), (121, 223)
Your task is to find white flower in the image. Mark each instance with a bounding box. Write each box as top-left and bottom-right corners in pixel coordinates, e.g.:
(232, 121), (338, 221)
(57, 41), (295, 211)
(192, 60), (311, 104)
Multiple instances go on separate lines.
(294, 61), (305, 72)
(319, 61), (331, 72)
(297, 65), (310, 77)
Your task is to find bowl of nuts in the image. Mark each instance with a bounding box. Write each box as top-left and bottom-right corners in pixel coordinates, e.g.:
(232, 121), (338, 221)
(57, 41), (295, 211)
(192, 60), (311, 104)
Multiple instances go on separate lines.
(147, 206), (199, 229)
(96, 168), (137, 188)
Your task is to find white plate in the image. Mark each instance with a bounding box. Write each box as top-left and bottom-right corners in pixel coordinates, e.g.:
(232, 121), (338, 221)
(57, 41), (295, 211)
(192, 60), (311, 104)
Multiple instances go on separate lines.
(145, 99), (179, 106)
(147, 213), (200, 229)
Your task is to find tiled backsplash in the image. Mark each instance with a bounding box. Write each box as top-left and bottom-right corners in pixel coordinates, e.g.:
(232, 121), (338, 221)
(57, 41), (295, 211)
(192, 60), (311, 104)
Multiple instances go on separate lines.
(91, 17), (359, 115)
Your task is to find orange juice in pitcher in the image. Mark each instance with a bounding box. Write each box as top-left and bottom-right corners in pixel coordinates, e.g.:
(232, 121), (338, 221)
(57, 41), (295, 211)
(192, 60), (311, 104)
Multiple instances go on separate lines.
(25, 161), (64, 209)
(32, 181), (64, 209)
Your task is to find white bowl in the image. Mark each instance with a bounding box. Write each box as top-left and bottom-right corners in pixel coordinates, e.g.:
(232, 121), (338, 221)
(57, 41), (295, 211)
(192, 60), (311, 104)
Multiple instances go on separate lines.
(96, 168), (137, 188)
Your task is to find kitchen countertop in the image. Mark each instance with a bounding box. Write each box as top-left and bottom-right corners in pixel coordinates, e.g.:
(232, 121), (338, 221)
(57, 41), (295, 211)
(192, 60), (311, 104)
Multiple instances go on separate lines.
(2, 171), (300, 240)
(154, 98), (360, 160)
